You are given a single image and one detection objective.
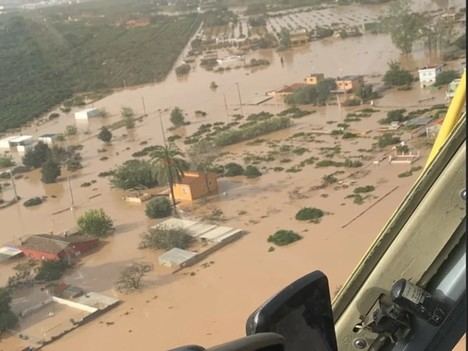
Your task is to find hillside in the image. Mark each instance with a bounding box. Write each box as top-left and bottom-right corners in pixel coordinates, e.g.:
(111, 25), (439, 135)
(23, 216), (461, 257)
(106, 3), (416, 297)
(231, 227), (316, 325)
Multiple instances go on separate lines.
(0, 4), (200, 132)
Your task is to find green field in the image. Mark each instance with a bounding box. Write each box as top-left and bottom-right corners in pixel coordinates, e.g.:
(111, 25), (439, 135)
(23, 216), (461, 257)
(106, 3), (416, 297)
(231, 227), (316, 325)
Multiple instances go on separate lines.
(0, 1), (200, 132)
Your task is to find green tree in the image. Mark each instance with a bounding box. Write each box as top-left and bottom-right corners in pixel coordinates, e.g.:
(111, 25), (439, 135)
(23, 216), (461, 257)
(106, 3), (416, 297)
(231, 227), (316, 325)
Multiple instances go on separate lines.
(140, 225), (193, 250)
(435, 70), (460, 86)
(98, 127), (112, 143)
(245, 165), (262, 178)
(285, 86), (318, 105)
(356, 84), (377, 101)
(0, 288), (17, 333)
(295, 207), (325, 222)
(115, 262), (151, 293)
(35, 260), (68, 281)
(65, 125), (78, 136)
(268, 230), (302, 246)
(77, 209), (114, 237)
(385, 0), (425, 54)
(145, 197), (172, 219)
(111, 159), (158, 190)
(316, 79), (337, 104)
(22, 142), (50, 168)
(150, 144), (188, 211)
(383, 62), (413, 86)
(41, 159), (61, 183)
(121, 107), (135, 129)
(170, 107), (186, 127)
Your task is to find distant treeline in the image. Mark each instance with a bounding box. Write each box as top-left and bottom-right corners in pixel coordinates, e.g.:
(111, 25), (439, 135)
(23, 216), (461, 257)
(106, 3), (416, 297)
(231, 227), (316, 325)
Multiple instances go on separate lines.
(0, 3), (200, 132)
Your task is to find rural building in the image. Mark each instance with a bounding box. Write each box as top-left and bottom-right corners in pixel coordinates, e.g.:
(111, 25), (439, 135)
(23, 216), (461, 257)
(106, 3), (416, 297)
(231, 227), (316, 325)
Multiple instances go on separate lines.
(156, 218), (244, 244)
(173, 171), (219, 202)
(0, 136), (19, 149)
(19, 234), (99, 261)
(335, 76), (363, 93)
(418, 65), (443, 88)
(74, 108), (100, 120)
(158, 248), (197, 268)
(446, 79), (461, 100)
(200, 52), (218, 66)
(304, 73), (324, 85)
(289, 29), (309, 46)
(38, 133), (59, 146)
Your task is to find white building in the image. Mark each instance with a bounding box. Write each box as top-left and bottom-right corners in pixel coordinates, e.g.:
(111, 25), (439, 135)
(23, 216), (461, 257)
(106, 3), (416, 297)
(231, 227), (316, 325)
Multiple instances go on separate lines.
(8, 136), (35, 153)
(74, 108), (100, 120)
(418, 65), (443, 88)
(0, 136), (19, 149)
(38, 133), (59, 146)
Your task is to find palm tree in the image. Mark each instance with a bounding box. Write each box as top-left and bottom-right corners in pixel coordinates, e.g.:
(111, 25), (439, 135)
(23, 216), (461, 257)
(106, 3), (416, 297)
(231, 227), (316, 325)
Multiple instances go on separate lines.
(150, 144), (188, 212)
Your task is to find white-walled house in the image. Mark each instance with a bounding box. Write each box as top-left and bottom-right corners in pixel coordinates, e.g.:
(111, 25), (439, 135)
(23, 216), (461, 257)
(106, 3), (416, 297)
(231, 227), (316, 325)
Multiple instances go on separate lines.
(74, 108), (100, 120)
(38, 133), (59, 146)
(418, 65), (443, 88)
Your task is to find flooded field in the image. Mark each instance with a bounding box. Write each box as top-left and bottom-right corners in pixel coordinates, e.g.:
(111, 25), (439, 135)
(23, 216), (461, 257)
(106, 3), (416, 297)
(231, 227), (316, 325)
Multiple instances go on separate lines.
(0, 0), (465, 349)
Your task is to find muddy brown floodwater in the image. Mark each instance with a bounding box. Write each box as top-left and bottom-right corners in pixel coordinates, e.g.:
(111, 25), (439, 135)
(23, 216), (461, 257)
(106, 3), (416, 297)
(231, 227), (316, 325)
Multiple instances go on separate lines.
(0, 0), (466, 350)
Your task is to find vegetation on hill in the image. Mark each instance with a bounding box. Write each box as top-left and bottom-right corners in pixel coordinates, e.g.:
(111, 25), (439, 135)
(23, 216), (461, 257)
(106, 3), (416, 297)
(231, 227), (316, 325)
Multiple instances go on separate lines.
(0, 7), (200, 132)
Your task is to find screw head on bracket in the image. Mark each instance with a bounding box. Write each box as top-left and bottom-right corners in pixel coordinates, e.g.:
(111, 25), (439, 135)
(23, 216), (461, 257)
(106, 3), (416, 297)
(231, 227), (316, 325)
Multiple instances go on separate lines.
(353, 338), (368, 349)
(461, 189), (466, 201)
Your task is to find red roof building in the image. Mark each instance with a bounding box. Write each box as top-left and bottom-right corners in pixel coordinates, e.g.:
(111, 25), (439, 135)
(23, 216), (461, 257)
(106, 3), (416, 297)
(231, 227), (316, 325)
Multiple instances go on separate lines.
(19, 234), (99, 261)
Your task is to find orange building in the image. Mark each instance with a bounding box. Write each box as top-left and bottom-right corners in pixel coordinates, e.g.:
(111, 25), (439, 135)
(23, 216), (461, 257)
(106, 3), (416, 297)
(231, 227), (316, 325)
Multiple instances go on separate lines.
(304, 73), (324, 85)
(335, 76), (363, 93)
(173, 171), (219, 201)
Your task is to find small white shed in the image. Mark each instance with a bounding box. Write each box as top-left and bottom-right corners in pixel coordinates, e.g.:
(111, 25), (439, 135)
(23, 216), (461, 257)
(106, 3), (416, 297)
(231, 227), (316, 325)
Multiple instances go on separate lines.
(74, 108), (100, 120)
(158, 248), (197, 268)
(38, 133), (58, 145)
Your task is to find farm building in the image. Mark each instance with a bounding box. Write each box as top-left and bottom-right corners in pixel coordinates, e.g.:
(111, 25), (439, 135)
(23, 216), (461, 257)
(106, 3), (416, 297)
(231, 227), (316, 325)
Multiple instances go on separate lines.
(173, 171), (219, 202)
(38, 133), (60, 146)
(74, 108), (100, 120)
(0, 136), (19, 149)
(158, 248), (197, 268)
(289, 29), (309, 46)
(155, 218), (244, 244)
(19, 234), (99, 261)
(418, 65), (443, 88)
(304, 73), (324, 86)
(335, 76), (363, 93)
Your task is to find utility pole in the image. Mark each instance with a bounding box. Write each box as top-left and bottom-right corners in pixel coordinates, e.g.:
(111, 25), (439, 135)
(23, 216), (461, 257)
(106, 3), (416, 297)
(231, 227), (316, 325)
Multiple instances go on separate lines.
(9, 170), (18, 202)
(235, 82), (244, 116)
(159, 110), (167, 146)
(141, 96), (147, 115)
(67, 176), (75, 211)
(223, 93), (230, 121)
